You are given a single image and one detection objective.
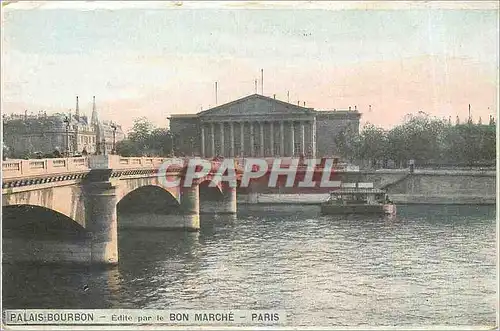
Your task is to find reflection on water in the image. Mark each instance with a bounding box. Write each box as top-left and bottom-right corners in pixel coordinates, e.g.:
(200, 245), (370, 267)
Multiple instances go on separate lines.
(2, 204), (497, 327)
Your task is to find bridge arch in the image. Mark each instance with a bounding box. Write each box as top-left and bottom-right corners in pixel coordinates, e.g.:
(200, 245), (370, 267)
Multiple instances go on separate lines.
(3, 204), (88, 238)
(117, 185), (181, 215)
(198, 179), (224, 200)
(2, 186), (86, 227)
(115, 179), (180, 204)
(3, 204), (91, 264)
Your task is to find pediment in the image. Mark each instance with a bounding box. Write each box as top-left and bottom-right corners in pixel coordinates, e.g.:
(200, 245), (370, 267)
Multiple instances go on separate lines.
(198, 94), (313, 117)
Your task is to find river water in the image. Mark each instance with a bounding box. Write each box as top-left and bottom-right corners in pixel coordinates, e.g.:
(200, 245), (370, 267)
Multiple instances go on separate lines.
(2, 204), (497, 327)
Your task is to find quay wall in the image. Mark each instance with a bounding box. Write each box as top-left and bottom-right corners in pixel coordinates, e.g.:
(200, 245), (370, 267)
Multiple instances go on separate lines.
(239, 170), (496, 205)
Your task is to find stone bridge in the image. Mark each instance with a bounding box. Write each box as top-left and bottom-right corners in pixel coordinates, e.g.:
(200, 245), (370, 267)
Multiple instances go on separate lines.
(2, 156), (243, 265)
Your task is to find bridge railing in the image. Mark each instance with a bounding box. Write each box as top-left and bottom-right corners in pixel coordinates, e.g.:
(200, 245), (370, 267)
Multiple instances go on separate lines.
(2, 156), (245, 180)
(2, 157), (90, 179)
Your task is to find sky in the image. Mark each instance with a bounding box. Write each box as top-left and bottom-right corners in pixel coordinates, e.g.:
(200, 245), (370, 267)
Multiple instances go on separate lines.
(2, 1), (499, 132)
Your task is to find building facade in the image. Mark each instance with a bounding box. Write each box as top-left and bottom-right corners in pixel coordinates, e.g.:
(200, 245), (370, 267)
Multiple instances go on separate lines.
(169, 94), (361, 158)
(3, 96), (125, 158)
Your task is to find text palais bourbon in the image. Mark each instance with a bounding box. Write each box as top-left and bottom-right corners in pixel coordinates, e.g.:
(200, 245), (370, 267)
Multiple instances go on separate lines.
(6, 311), (94, 323)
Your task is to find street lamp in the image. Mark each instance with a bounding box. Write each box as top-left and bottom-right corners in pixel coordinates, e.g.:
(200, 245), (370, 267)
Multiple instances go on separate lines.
(110, 122), (117, 154)
(63, 116), (70, 157)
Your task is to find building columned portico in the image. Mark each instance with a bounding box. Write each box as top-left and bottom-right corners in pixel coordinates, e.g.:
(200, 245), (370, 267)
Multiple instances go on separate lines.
(199, 117), (316, 157)
(169, 94), (360, 158)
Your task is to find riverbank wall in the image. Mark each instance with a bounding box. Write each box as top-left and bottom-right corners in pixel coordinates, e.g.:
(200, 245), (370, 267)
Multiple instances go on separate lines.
(238, 169), (496, 205)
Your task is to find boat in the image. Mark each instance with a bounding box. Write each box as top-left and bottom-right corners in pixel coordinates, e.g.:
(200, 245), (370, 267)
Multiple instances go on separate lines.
(320, 186), (396, 215)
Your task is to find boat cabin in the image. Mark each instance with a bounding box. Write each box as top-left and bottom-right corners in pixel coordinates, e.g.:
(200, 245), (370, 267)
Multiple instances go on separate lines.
(326, 188), (390, 205)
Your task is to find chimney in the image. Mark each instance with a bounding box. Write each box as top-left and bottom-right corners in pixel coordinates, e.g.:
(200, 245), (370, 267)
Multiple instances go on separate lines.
(75, 96), (80, 120)
(349, 106), (351, 111)
(287, 91), (290, 103)
(215, 82), (218, 105)
(303, 101), (306, 107)
(354, 105), (357, 111)
(297, 101), (300, 106)
(273, 94), (276, 99)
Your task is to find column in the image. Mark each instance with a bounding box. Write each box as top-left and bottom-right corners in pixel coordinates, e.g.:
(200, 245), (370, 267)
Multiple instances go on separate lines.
(220, 122), (225, 156)
(270, 121), (274, 156)
(201, 125), (205, 157)
(230, 122), (235, 157)
(300, 121), (305, 156)
(210, 123), (215, 157)
(280, 121), (284, 157)
(240, 122), (245, 156)
(259, 122), (264, 157)
(85, 181), (118, 264)
(290, 121), (295, 156)
(312, 118), (317, 158)
(250, 122), (255, 157)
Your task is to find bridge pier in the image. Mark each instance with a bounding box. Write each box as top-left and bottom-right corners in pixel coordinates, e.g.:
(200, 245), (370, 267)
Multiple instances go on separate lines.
(199, 185), (237, 214)
(85, 181), (118, 265)
(219, 185), (237, 214)
(178, 184), (200, 231)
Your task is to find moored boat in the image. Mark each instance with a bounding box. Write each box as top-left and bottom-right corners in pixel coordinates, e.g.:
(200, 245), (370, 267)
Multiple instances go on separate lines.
(320, 186), (396, 216)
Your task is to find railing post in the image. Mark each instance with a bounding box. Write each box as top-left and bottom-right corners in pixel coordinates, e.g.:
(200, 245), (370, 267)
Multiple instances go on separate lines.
(20, 160), (29, 176)
(46, 159), (53, 173)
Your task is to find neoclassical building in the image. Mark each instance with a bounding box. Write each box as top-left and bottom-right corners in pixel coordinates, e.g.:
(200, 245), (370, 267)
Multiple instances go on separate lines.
(169, 94), (361, 158)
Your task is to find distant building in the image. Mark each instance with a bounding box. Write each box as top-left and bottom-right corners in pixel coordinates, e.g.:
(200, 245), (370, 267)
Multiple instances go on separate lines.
(168, 94), (361, 157)
(2, 96), (125, 157)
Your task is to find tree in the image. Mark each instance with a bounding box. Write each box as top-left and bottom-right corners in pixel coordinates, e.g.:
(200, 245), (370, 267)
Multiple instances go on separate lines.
(127, 117), (154, 150)
(148, 128), (174, 156)
(357, 123), (387, 167)
(115, 118), (175, 157)
(479, 123), (496, 161)
(115, 139), (141, 157)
